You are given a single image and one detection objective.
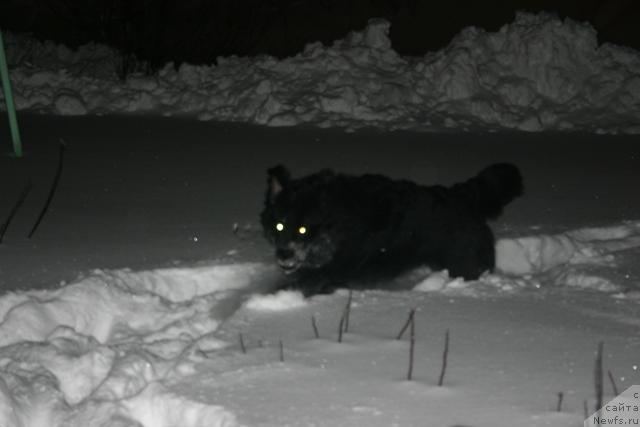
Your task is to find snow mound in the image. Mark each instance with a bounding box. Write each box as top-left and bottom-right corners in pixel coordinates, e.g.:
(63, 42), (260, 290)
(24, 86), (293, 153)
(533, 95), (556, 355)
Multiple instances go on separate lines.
(413, 270), (465, 292)
(244, 290), (307, 311)
(0, 263), (269, 346)
(412, 221), (640, 294)
(496, 221), (640, 275)
(3, 12), (639, 134)
(0, 233), (637, 425)
(0, 263), (273, 427)
(412, 270), (539, 295)
(102, 263), (271, 302)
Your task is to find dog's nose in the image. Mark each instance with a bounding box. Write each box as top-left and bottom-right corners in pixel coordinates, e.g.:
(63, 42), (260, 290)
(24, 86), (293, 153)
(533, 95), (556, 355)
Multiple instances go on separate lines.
(276, 248), (294, 260)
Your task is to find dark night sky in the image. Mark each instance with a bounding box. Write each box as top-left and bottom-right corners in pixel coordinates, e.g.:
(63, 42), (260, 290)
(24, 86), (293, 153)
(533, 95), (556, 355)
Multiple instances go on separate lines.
(1, 0), (639, 66)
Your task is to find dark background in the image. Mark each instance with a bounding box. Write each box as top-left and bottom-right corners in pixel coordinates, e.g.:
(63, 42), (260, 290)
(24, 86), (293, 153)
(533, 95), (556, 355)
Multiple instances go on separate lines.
(1, 0), (638, 70)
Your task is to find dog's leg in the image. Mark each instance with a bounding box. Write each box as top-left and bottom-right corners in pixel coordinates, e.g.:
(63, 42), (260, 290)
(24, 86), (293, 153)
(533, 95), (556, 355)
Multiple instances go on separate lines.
(442, 223), (495, 280)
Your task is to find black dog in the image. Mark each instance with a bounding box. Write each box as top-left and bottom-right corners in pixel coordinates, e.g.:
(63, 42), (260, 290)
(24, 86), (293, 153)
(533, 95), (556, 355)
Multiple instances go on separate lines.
(261, 164), (523, 294)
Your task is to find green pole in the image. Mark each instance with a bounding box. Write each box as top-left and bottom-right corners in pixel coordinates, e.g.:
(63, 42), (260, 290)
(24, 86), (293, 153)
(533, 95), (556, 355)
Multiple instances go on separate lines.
(0, 29), (22, 158)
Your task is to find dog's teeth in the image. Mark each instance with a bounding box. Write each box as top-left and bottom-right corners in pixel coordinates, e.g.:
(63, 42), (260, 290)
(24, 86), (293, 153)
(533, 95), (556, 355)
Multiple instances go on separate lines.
(278, 259), (297, 269)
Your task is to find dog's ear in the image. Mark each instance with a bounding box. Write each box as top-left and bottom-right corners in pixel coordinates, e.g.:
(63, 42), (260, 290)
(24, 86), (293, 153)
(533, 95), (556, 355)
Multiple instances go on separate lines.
(266, 165), (291, 204)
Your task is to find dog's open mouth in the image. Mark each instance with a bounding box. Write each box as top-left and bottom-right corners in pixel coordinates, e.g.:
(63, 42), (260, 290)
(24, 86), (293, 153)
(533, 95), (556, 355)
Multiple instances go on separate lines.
(273, 236), (336, 274)
(277, 258), (300, 273)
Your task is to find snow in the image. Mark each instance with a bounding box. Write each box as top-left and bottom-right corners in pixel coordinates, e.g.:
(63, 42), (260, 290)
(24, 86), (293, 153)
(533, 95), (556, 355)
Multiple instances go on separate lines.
(0, 115), (637, 427)
(496, 221), (640, 276)
(0, 9), (639, 426)
(409, 221), (640, 295)
(3, 12), (640, 134)
(244, 290), (308, 311)
(1, 221), (639, 426)
(0, 264), (264, 426)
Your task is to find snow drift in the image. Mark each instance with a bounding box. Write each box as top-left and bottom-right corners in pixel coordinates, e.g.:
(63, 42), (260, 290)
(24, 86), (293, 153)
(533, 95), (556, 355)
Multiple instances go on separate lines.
(3, 12), (639, 133)
(0, 263), (273, 427)
(0, 222), (638, 426)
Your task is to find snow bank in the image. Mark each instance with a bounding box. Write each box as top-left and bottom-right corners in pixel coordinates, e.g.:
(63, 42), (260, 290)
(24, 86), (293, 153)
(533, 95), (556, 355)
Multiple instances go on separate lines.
(496, 221), (640, 275)
(3, 12), (639, 133)
(244, 290), (307, 311)
(0, 263), (271, 427)
(0, 224), (637, 425)
(413, 220), (640, 294)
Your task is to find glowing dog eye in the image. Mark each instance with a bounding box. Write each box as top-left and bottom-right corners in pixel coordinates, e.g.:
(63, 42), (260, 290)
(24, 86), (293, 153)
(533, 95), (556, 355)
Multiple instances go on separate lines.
(276, 222), (284, 232)
(298, 226), (307, 235)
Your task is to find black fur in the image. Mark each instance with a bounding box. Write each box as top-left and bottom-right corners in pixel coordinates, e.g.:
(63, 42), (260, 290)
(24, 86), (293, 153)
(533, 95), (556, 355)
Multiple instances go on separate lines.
(261, 164), (523, 294)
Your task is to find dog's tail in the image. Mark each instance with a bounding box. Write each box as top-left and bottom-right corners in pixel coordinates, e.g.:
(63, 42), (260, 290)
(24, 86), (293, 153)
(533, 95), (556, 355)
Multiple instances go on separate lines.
(450, 163), (523, 219)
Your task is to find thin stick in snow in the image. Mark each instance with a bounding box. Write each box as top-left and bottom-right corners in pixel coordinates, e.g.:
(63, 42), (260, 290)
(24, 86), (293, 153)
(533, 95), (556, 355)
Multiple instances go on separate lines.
(556, 392), (564, 412)
(337, 314), (345, 343)
(239, 333), (246, 354)
(406, 314), (415, 381)
(594, 341), (604, 414)
(607, 369), (619, 395)
(343, 290), (353, 333)
(28, 139), (66, 239)
(311, 315), (319, 339)
(396, 308), (416, 340)
(0, 180), (32, 244)
(438, 329), (450, 386)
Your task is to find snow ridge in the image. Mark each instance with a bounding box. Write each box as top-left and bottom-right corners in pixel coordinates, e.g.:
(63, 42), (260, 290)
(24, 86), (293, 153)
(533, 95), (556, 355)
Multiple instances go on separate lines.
(0, 263), (273, 427)
(0, 222), (638, 426)
(3, 12), (639, 133)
